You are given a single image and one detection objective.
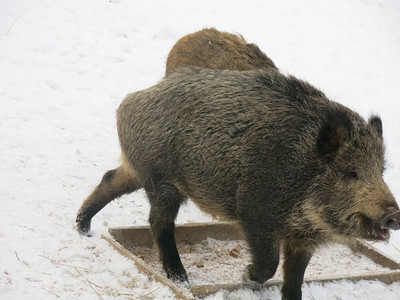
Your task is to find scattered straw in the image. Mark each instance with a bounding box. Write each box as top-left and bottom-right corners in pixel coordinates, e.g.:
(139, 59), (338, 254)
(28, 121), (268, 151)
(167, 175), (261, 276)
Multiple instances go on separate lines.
(42, 287), (60, 298)
(15, 251), (30, 267)
(391, 243), (400, 254)
(38, 253), (138, 298)
(140, 287), (160, 298)
(38, 254), (91, 272)
(87, 279), (104, 289)
(66, 268), (104, 300)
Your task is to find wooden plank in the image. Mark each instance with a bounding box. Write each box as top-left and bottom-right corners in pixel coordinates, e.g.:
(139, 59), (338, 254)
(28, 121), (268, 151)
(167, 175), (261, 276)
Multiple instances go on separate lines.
(109, 226), (154, 247)
(190, 279), (282, 297)
(350, 239), (400, 270)
(101, 234), (194, 300)
(304, 270), (400, 285)
(189, 271), (400, 298)
(109, 222), (244, 247)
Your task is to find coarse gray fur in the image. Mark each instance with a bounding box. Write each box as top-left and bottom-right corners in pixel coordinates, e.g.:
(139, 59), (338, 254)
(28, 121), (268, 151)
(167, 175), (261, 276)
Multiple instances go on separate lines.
(77, 67), (399, 300)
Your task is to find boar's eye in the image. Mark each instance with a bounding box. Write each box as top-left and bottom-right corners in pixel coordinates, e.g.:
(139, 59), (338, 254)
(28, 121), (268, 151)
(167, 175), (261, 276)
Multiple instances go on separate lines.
(347, 171), (358, 180)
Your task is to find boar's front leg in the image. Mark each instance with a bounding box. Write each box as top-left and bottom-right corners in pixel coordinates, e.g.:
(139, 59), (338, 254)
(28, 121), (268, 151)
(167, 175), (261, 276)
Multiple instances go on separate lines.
(146, 181), (188, 282)
(237, 187), (281, 285)
(240, 222), (280, 284)
(281, 240), (314, 300)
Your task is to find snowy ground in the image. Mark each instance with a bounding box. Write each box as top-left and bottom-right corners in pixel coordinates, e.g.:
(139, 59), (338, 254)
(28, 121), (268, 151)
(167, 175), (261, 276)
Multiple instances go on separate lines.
(1, 0), (400, 299)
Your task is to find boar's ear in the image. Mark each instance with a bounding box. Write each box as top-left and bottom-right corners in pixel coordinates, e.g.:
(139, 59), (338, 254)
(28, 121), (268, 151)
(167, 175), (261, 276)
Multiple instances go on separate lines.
(368, 115), (383, 138)
(316, 109), (352, 163)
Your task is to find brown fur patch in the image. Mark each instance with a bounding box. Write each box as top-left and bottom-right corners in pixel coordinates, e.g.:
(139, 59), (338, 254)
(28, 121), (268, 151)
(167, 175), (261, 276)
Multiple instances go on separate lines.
(353, 179), (396, 221)
(166, 28), (277, 75)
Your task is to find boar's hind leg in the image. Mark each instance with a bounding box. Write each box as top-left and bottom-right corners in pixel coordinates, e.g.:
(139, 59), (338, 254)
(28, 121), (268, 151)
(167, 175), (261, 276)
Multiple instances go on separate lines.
(76, 165), (141, 235)
(281, 240), (314, 300)
(147, 182), (188, 282)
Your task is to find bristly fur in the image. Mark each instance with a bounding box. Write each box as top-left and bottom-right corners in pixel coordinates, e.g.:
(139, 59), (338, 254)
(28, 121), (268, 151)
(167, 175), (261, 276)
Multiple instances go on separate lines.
(77, 54), (398, 300)
(166, 28), (277, 75)
(114, 67), (397, 299)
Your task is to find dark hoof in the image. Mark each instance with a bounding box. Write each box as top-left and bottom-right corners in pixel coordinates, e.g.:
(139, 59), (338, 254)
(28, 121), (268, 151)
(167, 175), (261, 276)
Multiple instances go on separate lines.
(242, 264), (264, 290)
(166, 266), (189, 283)
(242, 264), (262, 289)
(243, 264), (258, 282)
(76, 214), (92, 236)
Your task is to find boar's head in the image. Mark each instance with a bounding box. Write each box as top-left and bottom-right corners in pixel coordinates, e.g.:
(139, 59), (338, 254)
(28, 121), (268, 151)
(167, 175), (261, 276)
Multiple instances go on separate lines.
(311, 108), (399, 242)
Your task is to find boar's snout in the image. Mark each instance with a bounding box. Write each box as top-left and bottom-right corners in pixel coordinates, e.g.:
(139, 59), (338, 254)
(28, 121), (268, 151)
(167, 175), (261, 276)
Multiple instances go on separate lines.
(380, 211), (400, 230)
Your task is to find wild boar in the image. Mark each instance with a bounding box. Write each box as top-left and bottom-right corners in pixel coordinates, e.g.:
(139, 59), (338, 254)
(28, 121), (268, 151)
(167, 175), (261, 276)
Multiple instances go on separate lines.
(76, 67), (399, 300)
(166, 28), (277, 75)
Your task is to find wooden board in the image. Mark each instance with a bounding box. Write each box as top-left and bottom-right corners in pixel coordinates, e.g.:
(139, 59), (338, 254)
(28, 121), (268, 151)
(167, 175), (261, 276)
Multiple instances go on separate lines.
(108, 222), (244, 248)
(103, 222), (400, 299)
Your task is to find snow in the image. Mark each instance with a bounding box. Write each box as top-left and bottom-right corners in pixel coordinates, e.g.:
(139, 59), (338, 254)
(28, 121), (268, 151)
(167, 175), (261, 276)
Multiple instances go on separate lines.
(1, 0), (400, 299)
